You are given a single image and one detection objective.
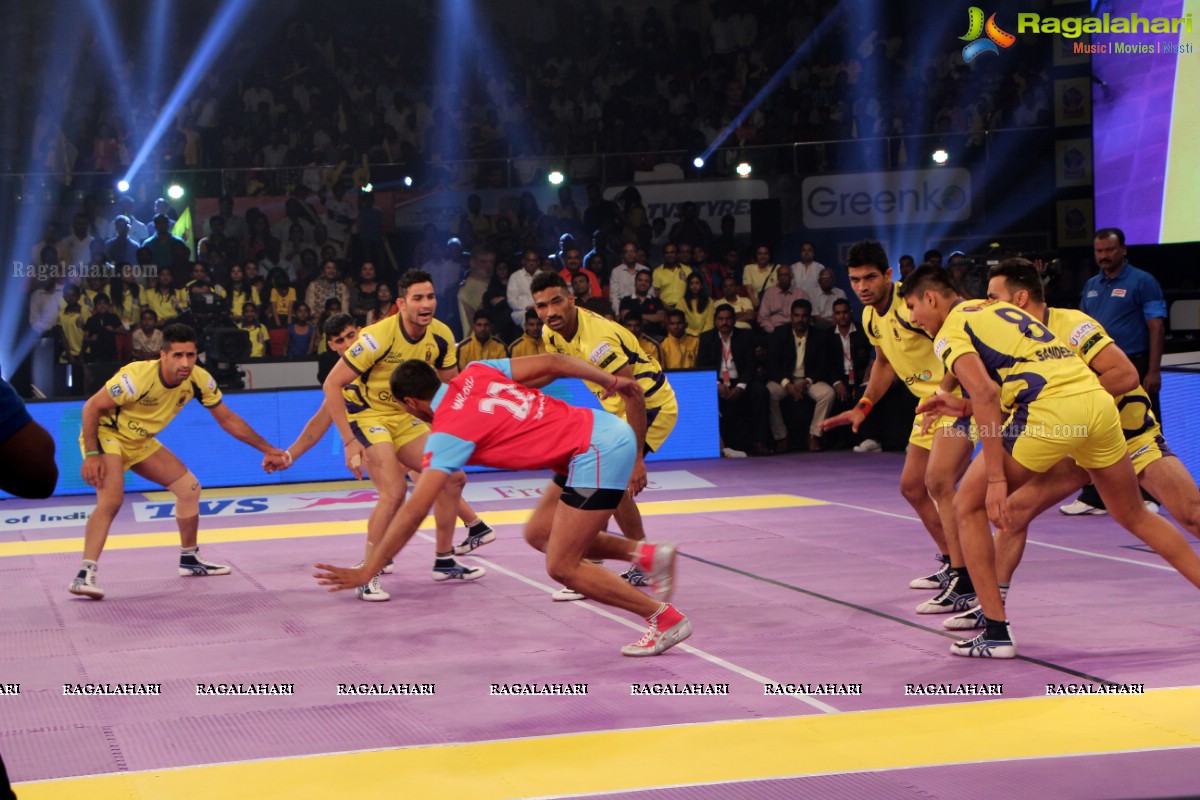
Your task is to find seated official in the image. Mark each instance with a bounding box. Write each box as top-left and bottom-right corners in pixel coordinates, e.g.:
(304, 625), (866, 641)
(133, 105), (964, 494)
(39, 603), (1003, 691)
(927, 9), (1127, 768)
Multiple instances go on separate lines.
(698, 303), (769, 455)
(766, 298), (847, 452)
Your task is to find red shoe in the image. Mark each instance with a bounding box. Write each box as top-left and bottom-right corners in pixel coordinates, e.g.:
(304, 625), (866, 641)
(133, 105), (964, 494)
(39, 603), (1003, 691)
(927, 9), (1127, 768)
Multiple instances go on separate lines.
(634, 542), (678, 602)
(621, 604), (692, 656)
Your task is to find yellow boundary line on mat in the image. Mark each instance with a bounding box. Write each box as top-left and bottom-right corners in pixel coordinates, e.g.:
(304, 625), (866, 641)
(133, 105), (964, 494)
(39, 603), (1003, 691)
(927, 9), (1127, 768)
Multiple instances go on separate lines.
(0, 495), (821, 557)
(17, 688), (1200, 800)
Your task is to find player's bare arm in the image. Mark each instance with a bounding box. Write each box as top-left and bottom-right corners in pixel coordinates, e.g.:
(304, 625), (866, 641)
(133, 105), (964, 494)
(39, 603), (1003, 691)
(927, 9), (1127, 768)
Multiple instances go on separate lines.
(823, 345), (895, 432)
(207, 403), (284, 460)
(322, 358), (365, 479)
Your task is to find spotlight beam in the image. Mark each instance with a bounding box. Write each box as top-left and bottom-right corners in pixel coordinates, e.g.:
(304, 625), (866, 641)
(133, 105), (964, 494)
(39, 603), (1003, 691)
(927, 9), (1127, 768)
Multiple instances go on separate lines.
(699, 1), (846, 165)
(84, 0), (139, 140)
(1, 0), (92, 369)
(122, 0), (259, 186)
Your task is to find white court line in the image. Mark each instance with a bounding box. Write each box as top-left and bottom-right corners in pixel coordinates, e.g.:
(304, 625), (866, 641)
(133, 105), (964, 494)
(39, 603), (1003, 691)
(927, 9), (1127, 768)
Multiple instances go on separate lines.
(415, 532), (839, 714)
(821, 500), (1176, 572)
(526, 743), (1200, 800)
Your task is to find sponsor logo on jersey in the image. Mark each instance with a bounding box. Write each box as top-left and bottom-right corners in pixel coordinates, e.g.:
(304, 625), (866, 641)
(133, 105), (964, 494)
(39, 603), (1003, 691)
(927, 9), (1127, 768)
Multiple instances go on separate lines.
(1068, 321), (1097, 346)
(110, 385), (123, 398)
(121, 373), (137, 396)
(934, 337), (949, 359)
(368, 426), (387, 435)
(360, 333), (381, 352)
(350, 343), (364, 357)
(206, 376), (217, 391)
(589, 342), (614, 365)
(1111, 288), (1127, 298)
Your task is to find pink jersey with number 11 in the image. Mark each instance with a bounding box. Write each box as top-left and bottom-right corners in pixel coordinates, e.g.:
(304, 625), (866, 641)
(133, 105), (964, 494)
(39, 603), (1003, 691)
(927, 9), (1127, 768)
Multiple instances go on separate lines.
(423, 361), (595, 475)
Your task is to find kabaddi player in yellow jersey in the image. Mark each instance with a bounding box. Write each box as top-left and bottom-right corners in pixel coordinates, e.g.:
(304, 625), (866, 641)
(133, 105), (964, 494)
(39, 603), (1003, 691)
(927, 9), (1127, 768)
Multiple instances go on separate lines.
(71, 324), (287, 600)
(941, 260), (1200, 632)
(530, 271), (679, 600)
(321, 270), (493, 601)
(822, 241), (977, 614)
(905, 265), (1200, 658)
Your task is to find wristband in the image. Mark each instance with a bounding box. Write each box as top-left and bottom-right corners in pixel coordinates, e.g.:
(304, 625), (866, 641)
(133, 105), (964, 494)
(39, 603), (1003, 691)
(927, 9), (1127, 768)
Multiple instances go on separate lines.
(283, 450), (294, 465)
(343, 439), (356, 448)
(855, 397), (874, 417)
(84, 450), (101, 457)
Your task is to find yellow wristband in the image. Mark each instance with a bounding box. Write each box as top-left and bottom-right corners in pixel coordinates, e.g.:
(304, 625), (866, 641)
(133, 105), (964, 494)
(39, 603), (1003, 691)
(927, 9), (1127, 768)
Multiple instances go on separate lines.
(856, 397), (874, 416)
(84, 451), (101, 457)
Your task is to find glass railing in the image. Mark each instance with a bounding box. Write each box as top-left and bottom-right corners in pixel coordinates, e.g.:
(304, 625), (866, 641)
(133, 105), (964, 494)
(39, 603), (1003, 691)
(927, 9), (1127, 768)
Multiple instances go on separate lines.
(0, 127), (1050, 199)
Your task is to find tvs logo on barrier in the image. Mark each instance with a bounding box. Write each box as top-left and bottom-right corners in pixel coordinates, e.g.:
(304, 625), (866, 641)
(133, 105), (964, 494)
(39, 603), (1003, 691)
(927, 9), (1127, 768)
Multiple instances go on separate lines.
(960, 7), (1016, 63)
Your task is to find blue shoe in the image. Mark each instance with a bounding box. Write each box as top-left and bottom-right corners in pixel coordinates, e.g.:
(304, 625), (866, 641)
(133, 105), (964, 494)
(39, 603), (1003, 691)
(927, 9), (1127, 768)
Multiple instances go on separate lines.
(178, 550), (231, 577)
(950, 624), (1017, 659)
(453, 523), (496, 555)
(432, 561), (486, 581)
(621, 565), (649, 586)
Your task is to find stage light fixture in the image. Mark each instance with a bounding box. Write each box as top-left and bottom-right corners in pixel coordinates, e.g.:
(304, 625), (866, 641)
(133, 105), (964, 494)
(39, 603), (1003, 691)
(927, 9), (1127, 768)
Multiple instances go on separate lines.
(931, 149), (949, 165)
(116, 180), (130, 193)
(403, 176), (413, 187)
(548, 171), (564, 185)
(361, 182), (374, 193)
(736, 162), (752, 178)
(693, 157), (705, 168)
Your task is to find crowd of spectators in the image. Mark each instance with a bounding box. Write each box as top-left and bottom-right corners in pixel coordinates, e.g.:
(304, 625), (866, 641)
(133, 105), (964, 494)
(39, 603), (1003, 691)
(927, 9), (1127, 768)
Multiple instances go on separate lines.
(4, 0), (1053, 191)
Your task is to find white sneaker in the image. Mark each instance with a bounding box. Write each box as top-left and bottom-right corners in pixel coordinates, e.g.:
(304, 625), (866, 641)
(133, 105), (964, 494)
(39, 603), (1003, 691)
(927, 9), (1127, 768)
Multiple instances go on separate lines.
(1144, 500), (1160, 514)
(552, 587), (586, 602)
(853, 439), (882, 452)
(356, 573), (391, 602)
(722, 447), (748, 458)
(1059, 499), (1106, 516)
(68, 564), (104, 600)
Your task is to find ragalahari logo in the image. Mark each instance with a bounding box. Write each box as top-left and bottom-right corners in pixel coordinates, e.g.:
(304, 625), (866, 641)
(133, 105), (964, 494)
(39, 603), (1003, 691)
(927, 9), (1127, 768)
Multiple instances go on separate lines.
(960, 7), (1016, 63)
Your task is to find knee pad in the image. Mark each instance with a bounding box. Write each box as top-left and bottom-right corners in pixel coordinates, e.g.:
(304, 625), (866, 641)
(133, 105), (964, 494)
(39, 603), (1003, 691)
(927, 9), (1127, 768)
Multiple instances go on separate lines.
(167, 471), (202, 518)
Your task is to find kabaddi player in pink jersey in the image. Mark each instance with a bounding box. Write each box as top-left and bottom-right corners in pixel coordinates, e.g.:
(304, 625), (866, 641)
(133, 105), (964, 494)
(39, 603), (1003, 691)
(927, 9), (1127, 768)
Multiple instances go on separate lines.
(315, 354), (691, 656)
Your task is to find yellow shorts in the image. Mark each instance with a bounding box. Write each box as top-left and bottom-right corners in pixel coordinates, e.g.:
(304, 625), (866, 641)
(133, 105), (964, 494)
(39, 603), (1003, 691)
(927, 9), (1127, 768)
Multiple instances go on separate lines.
(641, 396), (679, 454)
(349, 411), (429, 452)
(1006, 389), (1126, 473)
(80, 430), (162, 472)
(908, 414), (971, 451)
(1128, 428), (1171, 475)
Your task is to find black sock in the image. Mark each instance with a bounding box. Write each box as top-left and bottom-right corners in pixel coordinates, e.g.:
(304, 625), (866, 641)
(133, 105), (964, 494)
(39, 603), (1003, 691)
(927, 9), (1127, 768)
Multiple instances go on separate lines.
(469, 520), (489, 534)
(951, 566), (974, 594)
(984, 616), (1011, 641)
(435, 557), (456, 568)
(940, 553), (951, 565)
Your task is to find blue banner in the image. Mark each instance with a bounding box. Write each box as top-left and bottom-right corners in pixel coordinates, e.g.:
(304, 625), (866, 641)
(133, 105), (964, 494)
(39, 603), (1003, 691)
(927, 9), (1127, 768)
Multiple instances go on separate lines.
(15, 372), (721, 497)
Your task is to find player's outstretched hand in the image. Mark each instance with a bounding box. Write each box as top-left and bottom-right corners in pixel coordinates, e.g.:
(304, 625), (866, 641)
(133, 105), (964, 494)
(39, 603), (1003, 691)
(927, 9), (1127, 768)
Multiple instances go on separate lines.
(821, 408), (864, 433)
(262, 449), (291, 474)
(313, 563), (370, 592)
(915, 391), (970, 421)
